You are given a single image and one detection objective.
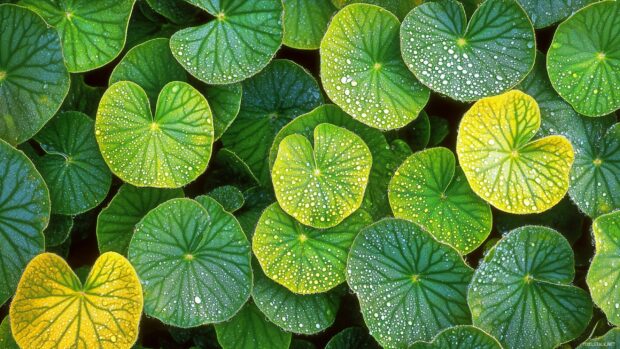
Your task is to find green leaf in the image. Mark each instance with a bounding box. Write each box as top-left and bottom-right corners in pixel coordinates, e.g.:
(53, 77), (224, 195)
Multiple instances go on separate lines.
(214, 148), (260, 185)
(469, 226), (593, 349)
(21, 0), (136, 72)
(321, 3), (430, 130)
(400, 0), (535, 102)
(347, 218), (473, 348)
(202, 83), (242, 140)
(221, 59), (323, 185)
(96, 81), (214, 188)
(96, 184), (183, 255)
(402, 111), (431, 151)
(10, 252), (143, 349)
(576, 328), (620, 349)
(389, 147), (492, 254)
(516, 0), (595, 28)
(587, 210), (620, 326)
(283, 0), (337, 50)
(0, 317), (18, 349)
(456, 90), (574, 214)
(0, 4), (70, 145)
(0, 139), (48, 306)
(145, 0), (199, 24)
(214, 302), (292, 349)
(325, 327), (380, 349)
(33, 112), (111, 215)
(109, 38), (188, 106)
(208, 185), (244, 213)
(252, 259), (341, 334)
(60, 75), (104, 117)
(43, 214), (73, 247)
(547, 1), (620, 117)
(291, 339), (317, 349)
(272, 123), (372, 228)
(170, 0), (283, 84)
(254, 203), (372, 293)
(409, 326), (502, 349)
(128, 198), (252, 327)
(330, 0), (417, 19)
(428, 115), (450, 147)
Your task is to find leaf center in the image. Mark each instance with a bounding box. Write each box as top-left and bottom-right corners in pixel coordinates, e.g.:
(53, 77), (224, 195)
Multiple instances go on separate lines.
(0, 70), (6, 82)
(593, 158), (603, 166)
(183, 253), (194, 261)
(411, 274), (420, 283)
(65, 11), (73, 20)
(372, 62), (382, 71)
(298, 234), (308, 243)
(456, 38), (467, 47)
(150, 122), (160, 132)
(596, 52), (606, 61)
(524, 274), (533, 284)
(216, 12), (226, 21)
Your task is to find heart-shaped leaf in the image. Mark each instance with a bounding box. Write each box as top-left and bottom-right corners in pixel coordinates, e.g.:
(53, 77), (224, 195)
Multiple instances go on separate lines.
(128, 198), (252, 327)
(0, 4), (70, 144)
(321, 3), (430, 130)
(33, 112), (112, 215)
(170, 0), (283, 84)
(325, 327), (380, 349)
(576, 328), (620, 349)
(400, 0), (535, 102)
(347, 218), (473, 348)
(21, 0), (135, 72)
(96, 184), (183, 255)
(283, 0), (336, 50)
(10, 252), (143, 349)
(389, 147), (492, 254)
(272, 123), (372, 228)
(96, 81), (214, 188)
(587, 211), (620, 326)
(214, 302), (291, 349)
(0, 139), (48, 306)
(469, 226), (593, 349)
(456, 90), (574, 214)
(516, 0), (595, 28)
(547, 1), (620, 117)
(409, 326), (502, 349)
(254, 203), (372, 293)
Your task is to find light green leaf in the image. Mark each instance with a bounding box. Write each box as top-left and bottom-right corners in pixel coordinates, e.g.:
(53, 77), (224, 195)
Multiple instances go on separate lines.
(96, 81), (214, 188)
(389, 147), (492, 254)
(43, 214), (73, 248)
(0, 4), (70, 144)
(33, 112), (111, 215)
(170, 0), (283, 84)
(347, 218), (473, 348)
(283, 0), (337, 50)
(321, 3), (430, 130)
(325, 327), (380, 349)
(409, 326), (502, 349)
(272, 123), (372, 228)
(207, 185), (244, 213)
(587, 211), (620, 326)
(202, 83), (242, 140)
(330, 0), (417, 19)
(400, 0), (535, 102)
(128, 198), (252, 327)
(96, 184), (183, 255)
(21, 0), (136, 72)
(516, 0), (595, 28)
(547, 1), (620, 117)
(469, 226), (593, 349)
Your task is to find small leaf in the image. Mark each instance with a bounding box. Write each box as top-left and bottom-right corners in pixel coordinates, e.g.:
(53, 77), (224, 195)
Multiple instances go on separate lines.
(409, 326), (502, 349)
(145, 0), (199, 24)
(207, 185), (244, 213)
(283, 0), (337, 50)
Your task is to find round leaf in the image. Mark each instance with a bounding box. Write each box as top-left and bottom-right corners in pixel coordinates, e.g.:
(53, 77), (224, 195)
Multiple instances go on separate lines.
(96, 184), (183, 255)
(409, 326), (502, 349)
(34, 112), (112, 215)
(587, 211), (620, 326)
(128, 198), (252, 327)
(21, 0), (136, 72)
(347, 218), (473, 348)
(170, 0), (283, 84)
(10, 252), (143, 349)
(456, 90), (574, 214)
(320, 3), (430, 130)
(389, 147), (492, 254)
(400, 0), (535, 102)
(0, 4), (69, 144)
(283, 0), (337, 50)
(547, 1), (620, 117)
(325, 327), (380, 349)
(254, 203), (372, 293)
(468, 226), (593, 349)
(272, 123), (372, 228)
(96, 81), (214, 188)
(516, 0), (595, 28)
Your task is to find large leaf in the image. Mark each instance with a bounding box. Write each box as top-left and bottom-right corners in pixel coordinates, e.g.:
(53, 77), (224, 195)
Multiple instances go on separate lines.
(282, 0), (336, 50)
(456, 90), (574, 214)
(96, 81), (214, 188)
(0, 4), (69, 144)
(21, 0), (135, 72)
(254, 203), (372, 293)
(516, 0), (595, 28)
(33, 112), (111, 215)
(272, 123), (372, 228)
(128, 198), (252, 327)
(468, 226), (593, 349)
(409, 326), (502, 349)
(400, 0), (535, 102)
(320, 3), (430, 130)
(347, 218), (473, 348)
(96, 184), (183, 255)
(587, 211), (620, 326)
(0, 139), (48, 306)
(221, 59), (323, 185)
(10, 252), (143, 349)
(170, 0), (283, 84)
(389, 147), (492, 254)
(547, 1), (620, 117)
